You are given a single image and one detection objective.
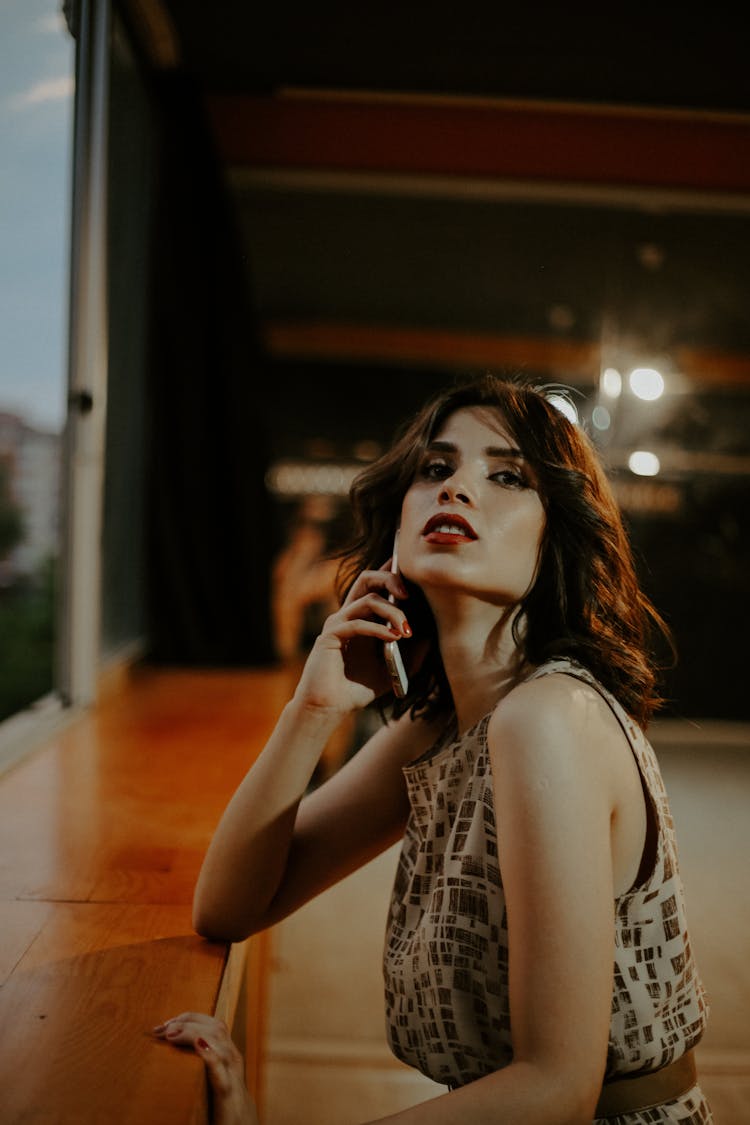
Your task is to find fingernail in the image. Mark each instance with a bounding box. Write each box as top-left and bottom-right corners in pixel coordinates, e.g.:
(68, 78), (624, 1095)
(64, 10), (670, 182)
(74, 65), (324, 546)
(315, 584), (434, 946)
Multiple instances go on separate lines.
(152, 1023), (167, 1035)
(402, 621), (412, 637)
(196, 1037), (210, 1051)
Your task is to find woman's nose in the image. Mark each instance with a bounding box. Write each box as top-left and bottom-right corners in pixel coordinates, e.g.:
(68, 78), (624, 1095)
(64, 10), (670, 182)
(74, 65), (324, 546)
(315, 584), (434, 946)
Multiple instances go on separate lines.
(439, 478), (475, 505)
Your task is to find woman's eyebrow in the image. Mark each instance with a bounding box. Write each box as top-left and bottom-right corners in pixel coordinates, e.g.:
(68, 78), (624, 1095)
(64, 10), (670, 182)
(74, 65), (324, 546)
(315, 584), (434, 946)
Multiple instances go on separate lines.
(485, 444), (524, 459)
(427, 440), (524, 458)
(426, 440), (456, 453)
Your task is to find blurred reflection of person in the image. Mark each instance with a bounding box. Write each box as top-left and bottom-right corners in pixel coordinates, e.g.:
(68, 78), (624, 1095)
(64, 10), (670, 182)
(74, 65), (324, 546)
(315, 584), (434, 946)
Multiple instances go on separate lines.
(271, 493), (356, 783)
(270, 494), (340, 663)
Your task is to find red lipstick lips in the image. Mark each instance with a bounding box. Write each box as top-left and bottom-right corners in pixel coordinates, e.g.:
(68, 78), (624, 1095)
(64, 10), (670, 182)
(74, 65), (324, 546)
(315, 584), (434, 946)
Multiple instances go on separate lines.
(422, 513), (478, 544)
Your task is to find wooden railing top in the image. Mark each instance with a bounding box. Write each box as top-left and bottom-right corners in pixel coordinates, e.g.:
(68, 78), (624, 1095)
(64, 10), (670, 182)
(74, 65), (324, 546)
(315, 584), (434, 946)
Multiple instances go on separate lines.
(0, 665), (290, 1124)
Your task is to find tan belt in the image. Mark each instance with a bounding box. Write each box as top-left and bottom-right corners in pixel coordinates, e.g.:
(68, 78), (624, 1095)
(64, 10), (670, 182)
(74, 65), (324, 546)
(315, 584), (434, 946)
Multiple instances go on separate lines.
(595, 1049), (697, 1118)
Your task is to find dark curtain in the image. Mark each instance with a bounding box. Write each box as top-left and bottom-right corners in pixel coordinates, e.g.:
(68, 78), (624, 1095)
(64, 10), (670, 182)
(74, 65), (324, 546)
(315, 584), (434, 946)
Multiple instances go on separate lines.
(145, 73), (275, 664)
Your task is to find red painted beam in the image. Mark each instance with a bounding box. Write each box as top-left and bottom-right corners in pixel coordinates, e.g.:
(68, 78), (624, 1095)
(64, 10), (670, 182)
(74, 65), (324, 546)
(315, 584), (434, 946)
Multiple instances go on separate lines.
(207, 93), (750, 195)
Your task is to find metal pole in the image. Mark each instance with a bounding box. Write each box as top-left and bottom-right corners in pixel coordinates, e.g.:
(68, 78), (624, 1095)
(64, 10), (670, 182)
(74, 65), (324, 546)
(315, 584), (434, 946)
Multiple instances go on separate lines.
(58, 0), (111, 706)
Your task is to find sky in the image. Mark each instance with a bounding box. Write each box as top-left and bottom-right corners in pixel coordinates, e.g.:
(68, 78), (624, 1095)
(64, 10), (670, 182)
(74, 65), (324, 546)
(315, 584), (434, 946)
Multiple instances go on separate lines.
(0, 0), (75, 432)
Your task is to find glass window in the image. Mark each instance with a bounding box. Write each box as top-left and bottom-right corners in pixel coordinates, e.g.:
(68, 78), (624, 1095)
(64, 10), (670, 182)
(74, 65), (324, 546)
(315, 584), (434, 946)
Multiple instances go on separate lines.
(0, 2), (74, 722)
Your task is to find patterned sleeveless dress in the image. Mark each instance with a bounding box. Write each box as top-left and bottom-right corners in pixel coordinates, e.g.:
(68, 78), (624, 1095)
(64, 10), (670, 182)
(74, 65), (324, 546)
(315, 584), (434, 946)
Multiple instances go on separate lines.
(383, 658), (713, 1123)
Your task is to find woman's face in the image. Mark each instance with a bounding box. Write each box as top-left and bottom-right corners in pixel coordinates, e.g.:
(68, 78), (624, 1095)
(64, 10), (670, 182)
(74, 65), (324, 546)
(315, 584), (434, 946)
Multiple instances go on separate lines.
(397, 406), (546, 607)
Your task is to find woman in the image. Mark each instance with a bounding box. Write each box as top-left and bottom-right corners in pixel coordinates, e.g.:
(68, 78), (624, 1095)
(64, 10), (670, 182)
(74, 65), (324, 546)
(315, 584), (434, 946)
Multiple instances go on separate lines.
(155, 375), (712, 1123)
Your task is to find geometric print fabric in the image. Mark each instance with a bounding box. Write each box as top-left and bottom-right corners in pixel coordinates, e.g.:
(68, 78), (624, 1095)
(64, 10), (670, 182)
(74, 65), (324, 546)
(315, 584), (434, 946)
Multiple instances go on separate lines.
(382, 658), (713, 1122)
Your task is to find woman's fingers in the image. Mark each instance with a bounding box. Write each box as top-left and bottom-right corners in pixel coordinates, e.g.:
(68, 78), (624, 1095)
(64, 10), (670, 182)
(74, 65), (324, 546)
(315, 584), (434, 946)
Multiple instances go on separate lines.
(343, 567), (408, 606)
(153, 1013), (233, 1054)
(153, 1013), (243, 1075)
(153, 1014), (259, 1125)
(330, 592), (411, 638)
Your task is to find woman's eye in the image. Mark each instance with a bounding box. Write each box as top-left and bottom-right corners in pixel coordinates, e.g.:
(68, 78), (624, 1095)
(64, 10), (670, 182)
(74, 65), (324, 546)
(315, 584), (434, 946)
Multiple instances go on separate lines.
(491, 467), (527, 488)
(420, 460), (453, 480)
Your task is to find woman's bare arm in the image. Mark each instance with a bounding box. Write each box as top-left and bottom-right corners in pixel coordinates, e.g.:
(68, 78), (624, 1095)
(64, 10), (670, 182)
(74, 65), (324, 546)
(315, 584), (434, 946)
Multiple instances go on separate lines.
(192, 563), (436, 942)
(192, 702), (440, 941)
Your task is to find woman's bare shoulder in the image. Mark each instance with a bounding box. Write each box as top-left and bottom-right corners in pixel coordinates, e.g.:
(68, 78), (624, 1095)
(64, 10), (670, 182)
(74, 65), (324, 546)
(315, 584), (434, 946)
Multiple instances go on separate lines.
(488, 668), (624, 770)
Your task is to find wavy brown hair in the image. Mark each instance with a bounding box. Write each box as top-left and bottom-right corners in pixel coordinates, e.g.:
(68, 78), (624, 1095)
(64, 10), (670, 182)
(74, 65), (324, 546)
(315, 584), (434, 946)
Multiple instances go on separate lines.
(336, 373), (673, 727)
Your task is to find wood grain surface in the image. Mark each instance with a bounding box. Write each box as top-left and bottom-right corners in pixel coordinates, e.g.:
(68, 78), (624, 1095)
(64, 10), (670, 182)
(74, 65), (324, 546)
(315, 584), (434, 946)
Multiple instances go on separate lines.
(0, 666), (289, 1124)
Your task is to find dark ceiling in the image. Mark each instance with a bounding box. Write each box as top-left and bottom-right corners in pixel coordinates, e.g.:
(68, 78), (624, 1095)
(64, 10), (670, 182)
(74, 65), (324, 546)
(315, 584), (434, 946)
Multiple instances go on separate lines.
(126, 1), (750, 400)
(157, 3), (750, 112)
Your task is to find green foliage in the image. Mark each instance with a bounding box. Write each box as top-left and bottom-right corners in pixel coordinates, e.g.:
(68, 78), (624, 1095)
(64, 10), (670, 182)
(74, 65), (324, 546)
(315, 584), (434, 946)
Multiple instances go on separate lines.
(0, 557), (56, 723)
(0, 460), (24, 559)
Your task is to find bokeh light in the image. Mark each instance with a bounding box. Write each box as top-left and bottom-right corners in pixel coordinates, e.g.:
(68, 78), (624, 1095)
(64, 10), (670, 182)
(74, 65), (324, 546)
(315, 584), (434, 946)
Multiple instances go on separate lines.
(628, 450), (661, 476)
(592, 405), (611, 430)
(547, 393), (579, 424)
(629, 367), (665, 401)
(601, 368), (622, 397)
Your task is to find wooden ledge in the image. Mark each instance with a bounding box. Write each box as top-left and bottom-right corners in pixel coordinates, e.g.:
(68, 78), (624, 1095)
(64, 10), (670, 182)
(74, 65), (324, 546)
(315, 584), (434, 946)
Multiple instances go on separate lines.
(0, 665), (291, 1123)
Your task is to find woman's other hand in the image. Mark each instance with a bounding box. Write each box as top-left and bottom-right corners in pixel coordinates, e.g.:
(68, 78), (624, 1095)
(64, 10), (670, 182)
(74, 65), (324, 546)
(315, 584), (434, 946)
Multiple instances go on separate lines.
(153, 1013), (259, 1125)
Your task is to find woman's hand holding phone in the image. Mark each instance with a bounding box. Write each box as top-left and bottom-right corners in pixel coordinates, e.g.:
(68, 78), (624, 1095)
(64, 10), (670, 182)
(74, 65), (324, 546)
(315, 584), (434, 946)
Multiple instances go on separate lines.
(291, 548), (411, 718)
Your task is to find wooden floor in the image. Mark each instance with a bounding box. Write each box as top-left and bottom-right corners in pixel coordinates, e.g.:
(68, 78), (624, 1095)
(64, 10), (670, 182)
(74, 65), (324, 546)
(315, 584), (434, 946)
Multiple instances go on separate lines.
(261, 730), (750, 1125)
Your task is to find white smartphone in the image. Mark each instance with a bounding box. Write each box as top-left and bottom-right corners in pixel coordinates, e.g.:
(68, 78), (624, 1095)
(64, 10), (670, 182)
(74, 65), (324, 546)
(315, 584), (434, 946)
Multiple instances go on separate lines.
(384, 529), (409, 698)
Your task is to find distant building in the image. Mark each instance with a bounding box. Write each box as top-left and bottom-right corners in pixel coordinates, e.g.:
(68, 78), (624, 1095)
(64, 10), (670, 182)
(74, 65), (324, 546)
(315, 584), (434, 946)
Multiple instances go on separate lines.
(0, 410), (61, 583)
